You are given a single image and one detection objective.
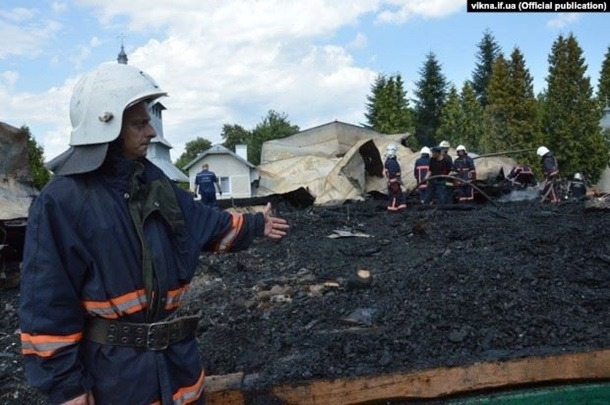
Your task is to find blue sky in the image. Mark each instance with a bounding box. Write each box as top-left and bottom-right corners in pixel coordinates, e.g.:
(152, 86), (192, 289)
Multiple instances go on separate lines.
(1, 1), (608, 161)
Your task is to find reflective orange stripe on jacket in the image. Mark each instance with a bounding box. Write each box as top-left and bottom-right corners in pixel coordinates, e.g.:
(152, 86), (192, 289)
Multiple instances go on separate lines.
(83, 288), (147, 319)
(150, 371), (205, 405)
(165, 285), (190, 311)
(415, 166), (429, 188)
(214, 214), (244, 253)
(21, 332), (83, 358)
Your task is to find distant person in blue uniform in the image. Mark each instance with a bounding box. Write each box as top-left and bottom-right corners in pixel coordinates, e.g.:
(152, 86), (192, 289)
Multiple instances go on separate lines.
(195, 163), (223, 206)
(384, 143), (406, 211)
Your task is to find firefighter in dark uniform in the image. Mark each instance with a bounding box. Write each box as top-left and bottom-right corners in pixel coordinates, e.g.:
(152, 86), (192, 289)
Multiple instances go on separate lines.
(423, 146), (453, 205)
(19, 63), (289, 405)
(507, 164), (537, 190)
(453, 145), (476, 203)
(195, 163), (222, 206)
(569, 172), (587, 200)
(414, 146), (430, 204)
(384, 143), (406, 211)
(537, 146), (560, 203)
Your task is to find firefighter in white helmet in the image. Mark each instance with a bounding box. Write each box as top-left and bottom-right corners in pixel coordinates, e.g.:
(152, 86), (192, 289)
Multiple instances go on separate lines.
(536, 145), (560, 203)
(20, 62), (289, 405)
(439, 140), (452, 164)
(453, 145), (476, 202)
(384, 143), (406, 211)
(414, 146), (431, 203)
(568, 172), (587, 200)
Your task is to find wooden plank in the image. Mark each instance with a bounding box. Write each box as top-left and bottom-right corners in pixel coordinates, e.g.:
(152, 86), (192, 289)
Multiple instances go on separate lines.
(205, 372), (245, 405)
(204, 349), (610, 405)
(272, 349), (610, 404)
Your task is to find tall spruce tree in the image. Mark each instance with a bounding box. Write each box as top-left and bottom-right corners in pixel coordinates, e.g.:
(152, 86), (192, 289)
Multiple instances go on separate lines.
(364, 73), (413, 136)
(472, 29), (502, 107)
(414, 52), (448, 147)
(482, 54), (510, 153)
(436, 85), (463, 148)
(483, 48), (541, 164)
(541, 34), (608, 181)
(598, 45), (610, 107)
(506, 48), (541, 159)
(460, 81), (485, 153)
(599, 47), (610, 150)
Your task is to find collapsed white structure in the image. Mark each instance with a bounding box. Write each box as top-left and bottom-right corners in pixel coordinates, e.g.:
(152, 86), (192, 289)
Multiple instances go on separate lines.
(0, 122), (39, 220)
(256, 121), (516, 206)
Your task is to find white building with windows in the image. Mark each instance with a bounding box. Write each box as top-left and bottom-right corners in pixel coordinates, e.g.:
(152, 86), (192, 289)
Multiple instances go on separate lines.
(183, 145), (258, 199)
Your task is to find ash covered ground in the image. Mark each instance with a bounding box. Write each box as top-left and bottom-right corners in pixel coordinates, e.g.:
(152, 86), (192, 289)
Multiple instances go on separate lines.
(2, 198), (610, 404)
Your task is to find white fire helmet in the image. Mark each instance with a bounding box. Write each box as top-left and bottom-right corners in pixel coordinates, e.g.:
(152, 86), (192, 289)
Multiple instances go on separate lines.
(574, 173), (583, 181)
(420, 146), (431, 155)
(537, 146), (550, 157)
(386, 143), (398, 158)
(439, 140), (451, 148)
(456, 145), (466, 153)
(70, 63), (167, 146)
(46, 63), (167, 176)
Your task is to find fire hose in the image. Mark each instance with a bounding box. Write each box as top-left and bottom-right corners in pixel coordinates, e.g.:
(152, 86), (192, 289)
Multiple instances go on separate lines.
(407, 174), (499, 207)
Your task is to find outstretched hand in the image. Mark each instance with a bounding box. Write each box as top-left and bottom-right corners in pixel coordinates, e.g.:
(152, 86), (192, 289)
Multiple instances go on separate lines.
(262, 203), (289, 240)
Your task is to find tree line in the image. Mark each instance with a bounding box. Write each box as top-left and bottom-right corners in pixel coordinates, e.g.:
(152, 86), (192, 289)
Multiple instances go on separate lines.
(178, 30), (610, 182)
(366, 30), (610, 181)
(21, 30), (610, 190)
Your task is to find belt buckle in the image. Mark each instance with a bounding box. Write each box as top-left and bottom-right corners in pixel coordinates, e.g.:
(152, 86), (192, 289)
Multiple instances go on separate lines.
(147, 321), (170, 351)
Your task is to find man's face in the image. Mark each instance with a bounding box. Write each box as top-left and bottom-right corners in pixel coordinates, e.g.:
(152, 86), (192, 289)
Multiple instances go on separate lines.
(119, 101), (156, 160)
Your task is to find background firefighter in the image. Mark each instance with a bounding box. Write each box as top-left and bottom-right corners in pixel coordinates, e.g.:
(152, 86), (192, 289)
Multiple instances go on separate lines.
(414, 146), (430, 204)
(453, 145), (476, 203)
(507, 164), (537, 190)
(537, 146), (560, 203)
(568, 172), (587, 200)
(384, 143), (406, 211)
(423, 147), (453, 205)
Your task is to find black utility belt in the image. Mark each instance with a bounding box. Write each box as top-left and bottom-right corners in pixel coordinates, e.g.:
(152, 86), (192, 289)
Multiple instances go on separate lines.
(85, 315), (199, 351)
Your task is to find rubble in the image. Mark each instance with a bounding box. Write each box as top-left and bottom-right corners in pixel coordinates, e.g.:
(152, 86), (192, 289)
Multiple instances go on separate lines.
(1, 198), (610, 403)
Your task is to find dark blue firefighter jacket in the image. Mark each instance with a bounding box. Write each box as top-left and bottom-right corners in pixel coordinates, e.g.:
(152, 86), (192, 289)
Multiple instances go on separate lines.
(19, 156), (265, 404)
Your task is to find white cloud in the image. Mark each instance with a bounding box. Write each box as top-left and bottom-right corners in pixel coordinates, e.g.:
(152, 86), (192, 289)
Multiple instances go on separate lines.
(89, 36), (103, 47)
(1, 74), (76, 159)
(546, 13), (581, 30)
(8, 1), (464, 160)
(0, 7), (62, 59)
(51, 2), (68, 14)
(376, 0), (465, 23)
(0, 7), (37, 23)
(68, 36), (104, 70)
(0, 70), (19, 87)
(348, 32), (368, 50)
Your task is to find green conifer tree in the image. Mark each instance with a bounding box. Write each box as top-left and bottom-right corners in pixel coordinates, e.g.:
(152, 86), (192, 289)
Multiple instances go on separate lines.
(414, 52), (448, 147)
(598, 45), (610, 107)
(436, 85), (463, 148)
(459, 81), (485, 153)
(364, 73), (414, 136)
(541, 34), (608, 181)
(506, 48), (541, 158)
(482, 54), (510, 153)
(472, 29), (502, 107)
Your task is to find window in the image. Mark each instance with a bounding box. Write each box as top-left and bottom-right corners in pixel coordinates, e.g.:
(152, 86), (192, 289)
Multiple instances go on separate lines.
(220, 177), (230, 195)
